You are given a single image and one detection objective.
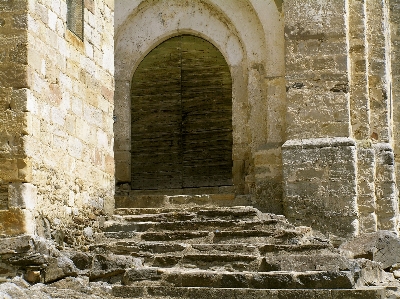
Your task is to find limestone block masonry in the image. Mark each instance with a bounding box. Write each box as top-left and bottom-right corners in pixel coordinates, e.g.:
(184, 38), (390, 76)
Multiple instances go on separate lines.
(0, 0), (115, 241)
(283, 138), (359, 238)
(283, 0), (399, 237)
(1, 0), (400, 243)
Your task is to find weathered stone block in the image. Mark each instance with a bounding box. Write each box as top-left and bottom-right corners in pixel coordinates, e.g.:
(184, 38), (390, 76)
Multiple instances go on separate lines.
(10, 88), (31, 112)
(0, 159), (19, 181)
(90, 254), (141, 281)
(0, 208), (34, 235)
(282, 137), (359, 238)
(8, 182), (37, 210)
(0, 64), (27, 88)
(43, 256), (78, 283)
(340, 231), (400, 269)
(0, 235), (33, 254)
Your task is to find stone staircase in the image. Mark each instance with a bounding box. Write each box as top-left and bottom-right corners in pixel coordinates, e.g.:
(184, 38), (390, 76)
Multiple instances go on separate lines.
(87, 206), (387, 298)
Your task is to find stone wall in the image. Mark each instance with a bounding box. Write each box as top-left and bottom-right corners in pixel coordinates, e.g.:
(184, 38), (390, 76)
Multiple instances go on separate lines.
(1, 0), (399, 241)
(24, 0), (115, 241)
(0, 0), (115, 240)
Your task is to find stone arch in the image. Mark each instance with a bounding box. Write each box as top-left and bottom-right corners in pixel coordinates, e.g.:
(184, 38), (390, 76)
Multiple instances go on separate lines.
(114, 0), (285, 202)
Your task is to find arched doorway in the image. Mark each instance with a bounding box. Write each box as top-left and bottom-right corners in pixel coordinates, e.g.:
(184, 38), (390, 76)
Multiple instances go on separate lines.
(130, 35), (233, 190)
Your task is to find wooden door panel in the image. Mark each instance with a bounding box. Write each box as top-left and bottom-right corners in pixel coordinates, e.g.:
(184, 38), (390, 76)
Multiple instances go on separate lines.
(131, 37), (182, 190)
(181, 36), (232, 188)
(131, 35), (232, 190)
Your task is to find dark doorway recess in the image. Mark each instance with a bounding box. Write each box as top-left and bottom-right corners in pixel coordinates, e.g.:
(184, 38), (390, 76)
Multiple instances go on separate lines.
(131, 35), (233, 190)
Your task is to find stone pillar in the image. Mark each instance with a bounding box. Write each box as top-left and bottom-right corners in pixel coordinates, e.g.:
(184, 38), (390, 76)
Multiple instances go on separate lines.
(389, 0), (400, 232)
(348, 0), (377, 233)
(283, 0), (359, 238)
(366, 0), (398, 231)
(0, 0), (35, 235)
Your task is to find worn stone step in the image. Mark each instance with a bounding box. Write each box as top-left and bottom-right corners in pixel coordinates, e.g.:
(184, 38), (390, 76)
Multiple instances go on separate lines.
(114, 206), (288, 221)
(261, 254), (350, 272)
(110, 218), (281, 230)
(195, 207), (260, 219)
(104, 219), (295, 236)
(91, 242), (259, 256)
(103, 221), (155, 233)
(112, 212), (197, 223)
(92, 242), (334, 257)
(146, 230), (304, 244)
(89, 241), (189, 255)
(102, 231), (140, 240)
(115, 193), (243, 209)
(114, 208), (176, 215)
(149, 253), (260, 271)
(189, 243), (259, 254)
(101, 228), (310, 245)
(99, 231), (212, 243)
(212, 229), (305, 244)
(88, 241), (347, 272)
(147, 254), (350, 273)
(112, 286), (386, 299)
(259, 243), (333, 254)
(141, 231), (212, 242)
(114, 206), (264, 221)
(166, 219), (291, 231)
(121, 268), (356, 290)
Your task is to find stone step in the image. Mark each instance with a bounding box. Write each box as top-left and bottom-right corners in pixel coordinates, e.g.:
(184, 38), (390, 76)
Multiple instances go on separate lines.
(141, 254), (348, 273)
(121, 268), (356, 290)
(91, 242), (259, 256)
(86, 204), (389, 298)
(102, 229), (308, 245)
(104, 219), (295, 235)
(212, 229), (305, 244)
(189, 243), (259, 254)
(150, 254), (348, 272)
(259, 243), (333, 254)
(261, 254), (350, 272)
(91, 241), (334, 258)
(88, 241), (346, 272)
(114, 206), (266, 220)
(141, 231), (212, 243)
(112, 286), (386, 299)
(115, 193), (242, 209)
(90, 241), (189, 255)
(112, 212), (197, 222)
(95, 231), (211, 244)
(149, 253), (260, 271)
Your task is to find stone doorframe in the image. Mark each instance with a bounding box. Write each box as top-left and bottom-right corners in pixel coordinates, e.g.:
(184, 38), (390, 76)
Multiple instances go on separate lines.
(114, 0), (285, 196)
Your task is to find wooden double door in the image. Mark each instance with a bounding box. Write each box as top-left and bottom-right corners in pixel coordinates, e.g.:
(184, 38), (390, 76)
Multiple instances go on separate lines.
(131, 35), (232, 190)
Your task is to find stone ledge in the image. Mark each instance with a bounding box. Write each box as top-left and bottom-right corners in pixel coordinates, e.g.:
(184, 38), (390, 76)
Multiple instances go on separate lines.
(283, 137), (356, 150)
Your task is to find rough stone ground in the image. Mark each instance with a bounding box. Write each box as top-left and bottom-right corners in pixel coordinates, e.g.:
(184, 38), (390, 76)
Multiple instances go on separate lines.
(2, 206), (400, 298)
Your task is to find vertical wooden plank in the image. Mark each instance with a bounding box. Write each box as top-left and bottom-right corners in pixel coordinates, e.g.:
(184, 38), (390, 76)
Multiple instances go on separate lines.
(181, 35), (233, 187)
(131, 37), (182, 189)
